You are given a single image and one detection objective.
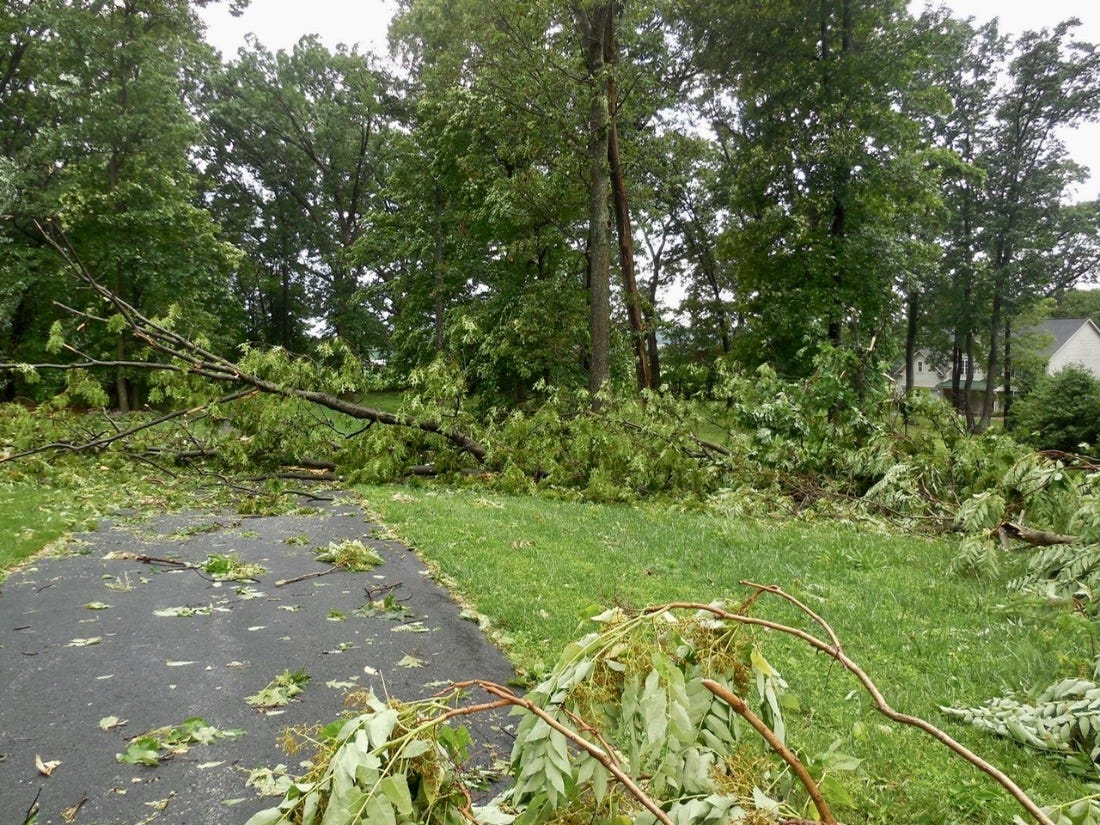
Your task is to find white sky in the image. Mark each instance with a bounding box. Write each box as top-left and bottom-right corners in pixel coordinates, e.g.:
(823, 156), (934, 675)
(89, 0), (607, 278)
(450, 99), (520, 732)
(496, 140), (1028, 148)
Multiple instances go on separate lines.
(196, 0), (1100, 198)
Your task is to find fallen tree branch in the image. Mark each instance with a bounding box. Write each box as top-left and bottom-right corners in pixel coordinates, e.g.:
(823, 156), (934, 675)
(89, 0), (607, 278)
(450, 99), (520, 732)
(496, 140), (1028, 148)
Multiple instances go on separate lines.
(18, 223), (489, 464)
(275, 566), (342, 587)
(0, 389), (255, 464)
(649, 589), (1056, 825)
(702, 679), (836, 824)
(995, 521), (1078, 549)
(100, 551), (254, 583)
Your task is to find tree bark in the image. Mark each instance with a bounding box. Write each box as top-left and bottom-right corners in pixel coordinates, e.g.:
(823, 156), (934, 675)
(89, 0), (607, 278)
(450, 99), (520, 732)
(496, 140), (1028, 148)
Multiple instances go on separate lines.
(604, 16), (651, 391)
(577, 3), (613, 399)
(995, 521), (1077, 548)
(904, 291), (919, 401)
(1002, 316), (1014, 425)
(433, 186), (446, 352)
(977, 291), (1001, 433)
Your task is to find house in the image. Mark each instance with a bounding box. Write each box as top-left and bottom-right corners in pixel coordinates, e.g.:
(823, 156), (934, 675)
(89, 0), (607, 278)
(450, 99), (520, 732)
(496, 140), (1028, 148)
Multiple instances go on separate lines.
(892, 347), (991, 408)
(893, 318), (1100, 408)
(1031, 317), (1100, 379)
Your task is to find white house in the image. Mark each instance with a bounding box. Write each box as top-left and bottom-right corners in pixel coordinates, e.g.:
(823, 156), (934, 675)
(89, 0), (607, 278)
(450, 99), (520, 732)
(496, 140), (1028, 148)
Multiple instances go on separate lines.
(1034, 318), (1100, 378)
(893, 318), (1100, 407)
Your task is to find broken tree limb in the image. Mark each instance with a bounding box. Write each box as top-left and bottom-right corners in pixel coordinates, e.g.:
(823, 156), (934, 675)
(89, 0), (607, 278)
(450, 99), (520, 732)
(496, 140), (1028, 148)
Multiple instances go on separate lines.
(994, 521), (1078, 549)
(702, 679), (836, 825)
(649, 589), (1056, 825)
(0, 390), (256, 464)
(20, 224), (489, 464)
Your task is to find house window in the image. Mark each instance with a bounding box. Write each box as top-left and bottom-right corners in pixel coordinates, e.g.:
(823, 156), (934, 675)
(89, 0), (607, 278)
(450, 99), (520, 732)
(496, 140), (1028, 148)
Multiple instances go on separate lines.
(917, 360), (924, 373)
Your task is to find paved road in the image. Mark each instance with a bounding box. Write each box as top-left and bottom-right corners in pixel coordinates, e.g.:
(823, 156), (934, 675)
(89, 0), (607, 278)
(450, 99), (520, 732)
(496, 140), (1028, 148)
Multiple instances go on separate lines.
(0, 495), (516, 824)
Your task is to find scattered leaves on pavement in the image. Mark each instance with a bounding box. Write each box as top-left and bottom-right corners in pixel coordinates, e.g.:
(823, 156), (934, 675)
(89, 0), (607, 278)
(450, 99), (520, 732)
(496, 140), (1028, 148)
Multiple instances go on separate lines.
(35, 755), (60, 776)
(117, 718), (245, 766)
(66, 636), (102, 647)
(246, 669), (310, 710)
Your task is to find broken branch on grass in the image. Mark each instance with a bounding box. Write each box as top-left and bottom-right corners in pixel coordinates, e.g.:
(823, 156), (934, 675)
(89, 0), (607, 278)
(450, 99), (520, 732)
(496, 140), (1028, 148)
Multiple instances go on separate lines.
(702, 679), (836, 825)
(649, 594), (1056, 825)
(994, 521), (1078, 549)
(453, 680), (673, 825)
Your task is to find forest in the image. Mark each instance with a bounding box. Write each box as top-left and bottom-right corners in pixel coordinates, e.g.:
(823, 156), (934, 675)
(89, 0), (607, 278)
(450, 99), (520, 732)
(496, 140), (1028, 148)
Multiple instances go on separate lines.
(5, 2), (1100, 824)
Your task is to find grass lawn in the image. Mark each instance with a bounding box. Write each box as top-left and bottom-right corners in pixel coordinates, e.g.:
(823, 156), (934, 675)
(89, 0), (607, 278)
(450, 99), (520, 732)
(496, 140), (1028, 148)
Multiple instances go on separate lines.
(358, 483), (1096, 825)
(0, 484), (92, 573)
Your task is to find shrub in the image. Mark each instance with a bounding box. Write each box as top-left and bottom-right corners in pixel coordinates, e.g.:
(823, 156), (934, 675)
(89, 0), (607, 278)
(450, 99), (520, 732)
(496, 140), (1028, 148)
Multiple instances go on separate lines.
(1012, 365), (1100, 454)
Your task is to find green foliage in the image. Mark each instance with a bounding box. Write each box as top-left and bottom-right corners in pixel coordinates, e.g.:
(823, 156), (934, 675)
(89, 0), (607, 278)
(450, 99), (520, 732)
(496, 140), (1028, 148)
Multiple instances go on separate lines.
(202, 36), (399, 356)
(244, 689), (480, 825)
(503, 606), (808, 824)
(1009, 544), (1100, 609)
(246, 669), (312, 710)
(1012, 366), (1100, 454)
(248, 605), (845, 825)
(201, 553), (267, 581)
(117, 717), (245, 766)
(950, 452), (1100, 606)
(315, 540), (384, 571)
(491, 388), (715, 502)
(943, 677), (1100, 780)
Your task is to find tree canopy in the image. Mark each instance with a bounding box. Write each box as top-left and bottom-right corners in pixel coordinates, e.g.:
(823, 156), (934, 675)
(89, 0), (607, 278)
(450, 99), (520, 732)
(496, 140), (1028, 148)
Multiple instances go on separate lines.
(2, 0), (1099, 415)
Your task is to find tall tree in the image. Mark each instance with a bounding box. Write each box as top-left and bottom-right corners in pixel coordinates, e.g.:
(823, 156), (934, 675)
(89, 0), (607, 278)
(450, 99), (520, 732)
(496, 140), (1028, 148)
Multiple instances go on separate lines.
(689, 0), (942, 383)
(575, 2), (614, 395)
(202, 37), (399, 356)
(974, 22), (1100, 430)
(928, 17), (1100, 430)
(1, 0), (238, 407)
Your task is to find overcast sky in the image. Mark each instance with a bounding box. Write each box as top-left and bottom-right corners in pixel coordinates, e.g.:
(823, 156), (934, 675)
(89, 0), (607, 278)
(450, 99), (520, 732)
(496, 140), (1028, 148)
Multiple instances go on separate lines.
(196, 0), (1100, 197)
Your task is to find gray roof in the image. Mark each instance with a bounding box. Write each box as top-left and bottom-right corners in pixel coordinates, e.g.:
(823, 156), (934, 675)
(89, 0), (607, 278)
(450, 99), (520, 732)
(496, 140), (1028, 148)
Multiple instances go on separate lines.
(1032, 318), (1095, 358)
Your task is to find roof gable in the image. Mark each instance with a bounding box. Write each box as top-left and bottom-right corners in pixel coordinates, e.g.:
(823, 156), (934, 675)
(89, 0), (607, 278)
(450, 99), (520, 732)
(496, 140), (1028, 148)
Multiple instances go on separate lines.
(1034, 318), (1095, 358)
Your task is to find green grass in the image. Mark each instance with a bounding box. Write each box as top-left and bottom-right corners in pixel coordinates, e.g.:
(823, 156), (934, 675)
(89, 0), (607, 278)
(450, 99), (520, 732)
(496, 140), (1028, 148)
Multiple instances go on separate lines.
(0, 484), (87, 573)
(358, 483), (1095, 825)
(360, 390), (406, 413)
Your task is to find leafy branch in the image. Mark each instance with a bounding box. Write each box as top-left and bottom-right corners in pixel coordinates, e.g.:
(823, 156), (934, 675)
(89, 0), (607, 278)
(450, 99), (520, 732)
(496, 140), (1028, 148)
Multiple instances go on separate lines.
(17, 224), (489, 463)
(654, 585), (1056, 825)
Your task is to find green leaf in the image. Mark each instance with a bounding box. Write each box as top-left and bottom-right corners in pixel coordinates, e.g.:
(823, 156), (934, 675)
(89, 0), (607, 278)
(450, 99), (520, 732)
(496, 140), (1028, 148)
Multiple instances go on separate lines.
(380, 774), (414, 816)
(366, 708), (399, 747)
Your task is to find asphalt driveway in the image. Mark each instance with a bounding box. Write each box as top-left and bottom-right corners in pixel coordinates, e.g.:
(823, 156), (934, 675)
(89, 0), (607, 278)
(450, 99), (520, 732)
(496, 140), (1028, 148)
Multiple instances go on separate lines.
(0, 494), (516, 824)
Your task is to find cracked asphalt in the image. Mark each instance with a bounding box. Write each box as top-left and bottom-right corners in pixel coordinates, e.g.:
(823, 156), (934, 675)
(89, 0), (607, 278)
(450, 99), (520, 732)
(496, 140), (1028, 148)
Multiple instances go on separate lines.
(0, 494), (517, 824)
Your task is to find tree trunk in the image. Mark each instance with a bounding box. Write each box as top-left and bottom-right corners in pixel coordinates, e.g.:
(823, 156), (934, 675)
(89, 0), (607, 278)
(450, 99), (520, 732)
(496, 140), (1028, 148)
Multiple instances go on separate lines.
(1002, 316), (1014, 426)
(819, 0), (854, 349)
(641, 237), (663, 390)
(964, 330), (976, 431)
(976, 291), (1001, 433)
(604, 17), (650, 391)
(577, 3), (613, 399)
(902, 292), (919, 429)
(433, 187), (446, 352)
